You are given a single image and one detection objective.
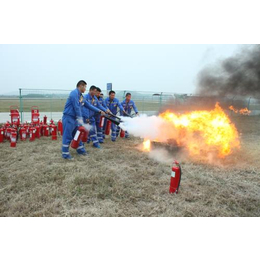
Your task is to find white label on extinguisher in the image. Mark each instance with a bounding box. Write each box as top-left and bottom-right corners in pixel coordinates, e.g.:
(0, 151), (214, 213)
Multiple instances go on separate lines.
(171, 171), (176, 177)
(101, 117), (105, 127)
(74, 130), (80, 141)
(1, 131), (3, 134)
(22, 133), (26, 138)
(11, 137), (16, 142)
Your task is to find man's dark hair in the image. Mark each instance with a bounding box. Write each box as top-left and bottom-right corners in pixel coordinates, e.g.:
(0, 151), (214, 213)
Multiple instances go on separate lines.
(96, 87), (101, 92)
(109, 90), (115, 95)
(90, 85), (97, 91)
(126, 93), (131, 97)
(76, 80), (87, 88)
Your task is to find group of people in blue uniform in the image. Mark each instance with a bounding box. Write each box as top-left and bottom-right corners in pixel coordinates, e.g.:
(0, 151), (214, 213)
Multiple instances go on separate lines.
(62, 80), (139, 159)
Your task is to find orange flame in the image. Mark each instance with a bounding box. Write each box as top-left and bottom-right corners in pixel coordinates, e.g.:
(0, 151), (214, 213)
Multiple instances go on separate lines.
(239, 107), (251, 115)
(229, 105), (238, 113)
(229, 106), (251, 115)
(142, 139), (151, 152)
(158, 103), (240, 158)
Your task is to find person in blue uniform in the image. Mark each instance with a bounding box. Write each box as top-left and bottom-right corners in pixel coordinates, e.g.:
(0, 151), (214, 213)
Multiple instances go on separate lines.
(95, 87), (109, 143)
(99, 92), (106, 139)
(83, 85), (108, 148)
(103, 90), (125, 142)
(116, 92), (139, 138)
(62, 80), (104, 160)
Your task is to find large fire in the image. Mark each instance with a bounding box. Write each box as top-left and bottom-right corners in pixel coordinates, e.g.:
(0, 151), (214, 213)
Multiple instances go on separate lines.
(142, 103), (240, 158)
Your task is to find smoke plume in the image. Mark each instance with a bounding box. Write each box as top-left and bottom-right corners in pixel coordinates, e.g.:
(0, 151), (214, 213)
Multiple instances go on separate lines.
(197, 45), (260, 97)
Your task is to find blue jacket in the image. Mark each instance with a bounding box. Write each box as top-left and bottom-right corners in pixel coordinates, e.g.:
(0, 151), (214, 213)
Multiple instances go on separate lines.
(105, 97), (124, 115)
(98, 97), (108, 110)
(63, 88), (83, 119)
(121, 99), (138, 115)
(95, 97), (108, 118)
(83, 93), (107, 119)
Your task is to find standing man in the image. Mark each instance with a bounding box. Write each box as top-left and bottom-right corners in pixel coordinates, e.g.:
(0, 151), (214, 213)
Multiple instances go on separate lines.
(95, 87), (109, 143)
(62, 80), (104, 159)
(117, 93), (139, 138)
(83, 85), (108, 148)
(104, 90), (125, 142)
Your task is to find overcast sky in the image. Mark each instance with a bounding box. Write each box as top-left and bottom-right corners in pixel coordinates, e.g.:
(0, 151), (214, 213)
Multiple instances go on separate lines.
(0, 44), (242, 95)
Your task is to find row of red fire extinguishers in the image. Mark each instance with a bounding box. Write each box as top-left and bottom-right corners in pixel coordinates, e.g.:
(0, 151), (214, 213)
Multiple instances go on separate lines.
(0, 106), (63, 147)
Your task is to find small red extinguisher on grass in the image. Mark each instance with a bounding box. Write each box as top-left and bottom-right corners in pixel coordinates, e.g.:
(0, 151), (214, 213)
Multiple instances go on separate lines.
(120, 129), (125, 138)
(58, 120), (63, 136)
(51, 125), (57, 140)
(10, 131), (17, 148)
(169, 161), (182, 194)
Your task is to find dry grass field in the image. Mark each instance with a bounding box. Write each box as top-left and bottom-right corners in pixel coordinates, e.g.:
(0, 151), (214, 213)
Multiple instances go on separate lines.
(0, 116), (260, 217)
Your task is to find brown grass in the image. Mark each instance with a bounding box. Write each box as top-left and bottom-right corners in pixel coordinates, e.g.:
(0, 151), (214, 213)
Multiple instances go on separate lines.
(0, 116), (260, 217)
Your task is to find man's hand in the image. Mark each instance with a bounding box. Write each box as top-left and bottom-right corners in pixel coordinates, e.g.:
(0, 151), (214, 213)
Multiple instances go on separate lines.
(77, 117), (84, 126)
(100, 111), (106, 116)
(136, 112), (140, 117)
(85, 119), (90, 124)
(106, 109), (111, 114)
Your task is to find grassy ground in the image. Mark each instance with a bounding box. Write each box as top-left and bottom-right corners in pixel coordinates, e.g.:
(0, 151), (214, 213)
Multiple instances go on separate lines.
(0, 99), (161, 113)
(0, 116), (260, 217)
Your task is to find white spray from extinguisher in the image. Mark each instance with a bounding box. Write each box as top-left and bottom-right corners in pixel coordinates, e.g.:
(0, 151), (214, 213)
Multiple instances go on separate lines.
(82, 123), (92, 132)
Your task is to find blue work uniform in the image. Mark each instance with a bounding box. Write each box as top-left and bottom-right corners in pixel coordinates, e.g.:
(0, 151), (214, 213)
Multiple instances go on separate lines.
(95, 96), (107, 143)
(62, 88), (86, 159)
(83, 93), (107, 147)
(103, 97), (124, 141)
(117, 99), (139, 138)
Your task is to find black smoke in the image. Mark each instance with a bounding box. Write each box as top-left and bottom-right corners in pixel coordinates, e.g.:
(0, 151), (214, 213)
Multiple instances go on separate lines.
(197, 45), (260, 98)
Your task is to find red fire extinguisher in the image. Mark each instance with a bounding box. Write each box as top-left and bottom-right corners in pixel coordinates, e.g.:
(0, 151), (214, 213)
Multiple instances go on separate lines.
(19, 127), (27, 141)
(31, 106), (40, 125)
(0, 127), (4, 143)
(29, 127), (36, 142)
(104, 120), (111, 135)
(71, 126), (87, 149)
(35, 125), (40, 138)
(120, 129), (125, 138)
(81, 127), (89, 143)
(51, 125), (57, 140)
(25, 125), (30, 138)
(169, 161), (182, 194)
(58, 120), (63, 136)
(99, 116), (105, 128)
(10, 106), (20, 126)
(43, 115), (47, 125)
(43, 125), (49, 136)
(6, 128), (12, 141)
(10, 131), (17, 148)
(40, 123), (44, 136)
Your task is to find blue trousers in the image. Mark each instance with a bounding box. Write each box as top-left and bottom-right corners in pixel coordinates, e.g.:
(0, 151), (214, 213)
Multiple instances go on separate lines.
(95, 115), (104, 143)
(62, 115), (86, 158)
(87, 118), (99, 146)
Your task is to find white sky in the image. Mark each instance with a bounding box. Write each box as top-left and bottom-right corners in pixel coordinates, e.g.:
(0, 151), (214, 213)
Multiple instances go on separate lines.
(0, 44), (242, 95)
